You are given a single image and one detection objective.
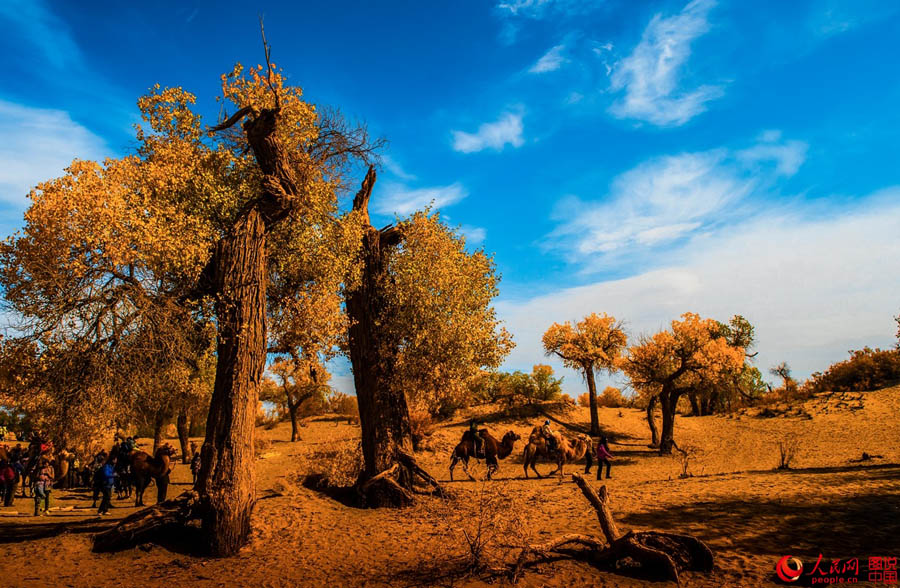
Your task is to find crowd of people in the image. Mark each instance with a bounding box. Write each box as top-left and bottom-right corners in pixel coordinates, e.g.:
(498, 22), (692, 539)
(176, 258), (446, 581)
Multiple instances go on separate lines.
(0, 433), (201, 517)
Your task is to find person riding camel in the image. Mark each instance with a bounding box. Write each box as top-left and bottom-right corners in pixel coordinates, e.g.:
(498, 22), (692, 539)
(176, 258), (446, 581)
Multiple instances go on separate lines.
(468, 420), (484, 458)
(541, 419), (558, 452)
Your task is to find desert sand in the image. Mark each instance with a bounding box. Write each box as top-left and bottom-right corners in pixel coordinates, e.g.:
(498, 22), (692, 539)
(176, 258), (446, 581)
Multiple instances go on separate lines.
(1, 386), (899, 587)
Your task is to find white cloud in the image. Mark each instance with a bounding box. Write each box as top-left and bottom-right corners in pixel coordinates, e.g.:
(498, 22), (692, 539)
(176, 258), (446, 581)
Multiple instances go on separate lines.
(736, 131), (808, 176)
(381, 154), (417, 181)
(529, 44), (567, 73)
(500, 189), (900, 396)
(0, 100), (109, 211)
(374, 182), (468, 216)
(550, 134), (807, 263)
(608, 0), (723, 126)
(496, 0), (595, 19)
(452, 112), (525, 154)
(459, 225), (487, 246)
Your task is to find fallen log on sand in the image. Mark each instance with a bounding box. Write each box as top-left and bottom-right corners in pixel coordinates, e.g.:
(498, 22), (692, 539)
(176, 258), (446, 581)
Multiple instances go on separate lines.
(512, 473), (714, 583)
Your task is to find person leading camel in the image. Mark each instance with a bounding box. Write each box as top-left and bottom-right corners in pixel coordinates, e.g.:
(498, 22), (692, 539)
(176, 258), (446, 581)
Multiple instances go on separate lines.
(595, 435), (613, 480)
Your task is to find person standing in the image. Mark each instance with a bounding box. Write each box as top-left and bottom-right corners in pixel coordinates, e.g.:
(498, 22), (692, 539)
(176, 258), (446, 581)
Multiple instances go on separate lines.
(95, 458), (116, 516)
(33, 458), (54, 516)
(0, 459), (15, 507)
(595, 435), (613, 480)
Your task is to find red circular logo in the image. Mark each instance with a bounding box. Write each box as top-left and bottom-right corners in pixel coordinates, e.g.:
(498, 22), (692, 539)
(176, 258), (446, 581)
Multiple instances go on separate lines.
(776, 555), (804, 582)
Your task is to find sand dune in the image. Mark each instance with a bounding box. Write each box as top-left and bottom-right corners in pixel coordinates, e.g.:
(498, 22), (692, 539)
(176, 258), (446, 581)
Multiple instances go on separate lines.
(2, 386), (899, 587)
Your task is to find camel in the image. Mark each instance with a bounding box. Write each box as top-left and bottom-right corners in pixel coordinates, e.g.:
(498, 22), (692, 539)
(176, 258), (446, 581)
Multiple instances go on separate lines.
(54, 449), (71, 489)
(129, 444), (176, 506)
(450, 429), (521, 481)
(522, 426), (591, 480)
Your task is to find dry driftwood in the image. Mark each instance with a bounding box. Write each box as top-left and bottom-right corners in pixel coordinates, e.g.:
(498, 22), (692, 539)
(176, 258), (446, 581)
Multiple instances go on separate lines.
(92, 491), (202, 553)
(512, 473), (713, 583)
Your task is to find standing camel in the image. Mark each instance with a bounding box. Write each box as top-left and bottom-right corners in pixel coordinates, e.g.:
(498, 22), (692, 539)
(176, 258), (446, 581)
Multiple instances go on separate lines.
(522, 426), (591, 480)
(450, 430), (521, 481)
(129, 444), (176, 506)
(54, 449), (71, 489)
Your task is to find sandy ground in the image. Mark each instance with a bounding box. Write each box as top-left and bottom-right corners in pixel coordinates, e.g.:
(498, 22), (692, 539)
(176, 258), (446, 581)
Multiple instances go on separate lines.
(1, 386), (899, 587)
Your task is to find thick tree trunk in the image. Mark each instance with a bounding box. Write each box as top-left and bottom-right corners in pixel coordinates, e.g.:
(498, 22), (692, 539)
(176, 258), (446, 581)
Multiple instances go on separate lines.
(646, 395), (660, 448)
(688, 393), (701, 417)
(288, 402), (300, 442)
(195, 210), (267, 556)
(585, 366), (600, 436)
(152, 410), (166, 453)
(177, 411), (190, 464)
(345, 168), (430, 507)
(658, 390), (679, 455)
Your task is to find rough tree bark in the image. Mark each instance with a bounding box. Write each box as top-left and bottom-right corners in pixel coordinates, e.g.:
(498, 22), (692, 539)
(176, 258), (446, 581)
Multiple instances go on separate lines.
(345, 166), (443, 507)
(152, 410), (166, 453)
(95, 80), (304, 556)
(177, 410), (190, 464)
(688, 392), (701, 417)
(658, 388), (679, 455)
(585, 365), (601, 436)
(193, 209), (267, 556)
(646, 395), (660, 448)
(287, 399), (301, 442)
(513, 473), (714, 583)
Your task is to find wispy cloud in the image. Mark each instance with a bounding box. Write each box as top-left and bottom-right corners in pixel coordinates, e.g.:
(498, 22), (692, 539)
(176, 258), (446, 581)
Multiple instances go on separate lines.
(0, 0), (81, 70)
(548, 133), (808, 265)
(374, 182), (468, 216)
(0, 100), (109, 213)
(808, 0), (900, 38)
(608, 0), (723, 126)
(529, 44), (567, 73)
(496, 0), (595, 19)
(380, 154), (417, 181)
(452, 112), (525, 154)
(501, 188), (900, 396)
(459, 225), (487, 246)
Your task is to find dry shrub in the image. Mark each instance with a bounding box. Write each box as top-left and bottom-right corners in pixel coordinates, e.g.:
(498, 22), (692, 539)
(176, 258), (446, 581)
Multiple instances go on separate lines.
(673, 442), (703, 478)
(422, 481), (528, 575)
(254, 436), (272, 455)
(409, 410), (435, 451)
(806, 347), (900, 393)
(777, 434), (801, 470)
(328, 391), (359, 424)
(598, 386), (624, 407)
(305, 443), (363, 489)
(576, 387), (624, 408)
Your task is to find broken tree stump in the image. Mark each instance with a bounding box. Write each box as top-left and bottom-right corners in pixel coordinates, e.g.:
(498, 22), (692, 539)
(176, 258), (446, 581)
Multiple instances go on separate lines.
(512, 474), (713, 583)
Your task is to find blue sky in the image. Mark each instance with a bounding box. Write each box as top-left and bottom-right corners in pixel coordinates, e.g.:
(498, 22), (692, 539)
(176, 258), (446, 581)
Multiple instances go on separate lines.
(2, 0), (899, 396)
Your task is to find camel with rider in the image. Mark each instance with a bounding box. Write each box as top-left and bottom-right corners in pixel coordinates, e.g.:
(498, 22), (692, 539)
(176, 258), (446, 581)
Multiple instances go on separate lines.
(450, 429), (520, 481)
(522, 425), (590, 479)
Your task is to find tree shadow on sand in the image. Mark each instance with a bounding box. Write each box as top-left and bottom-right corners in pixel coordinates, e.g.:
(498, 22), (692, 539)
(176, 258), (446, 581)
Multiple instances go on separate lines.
(620, 487), (900, 560)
